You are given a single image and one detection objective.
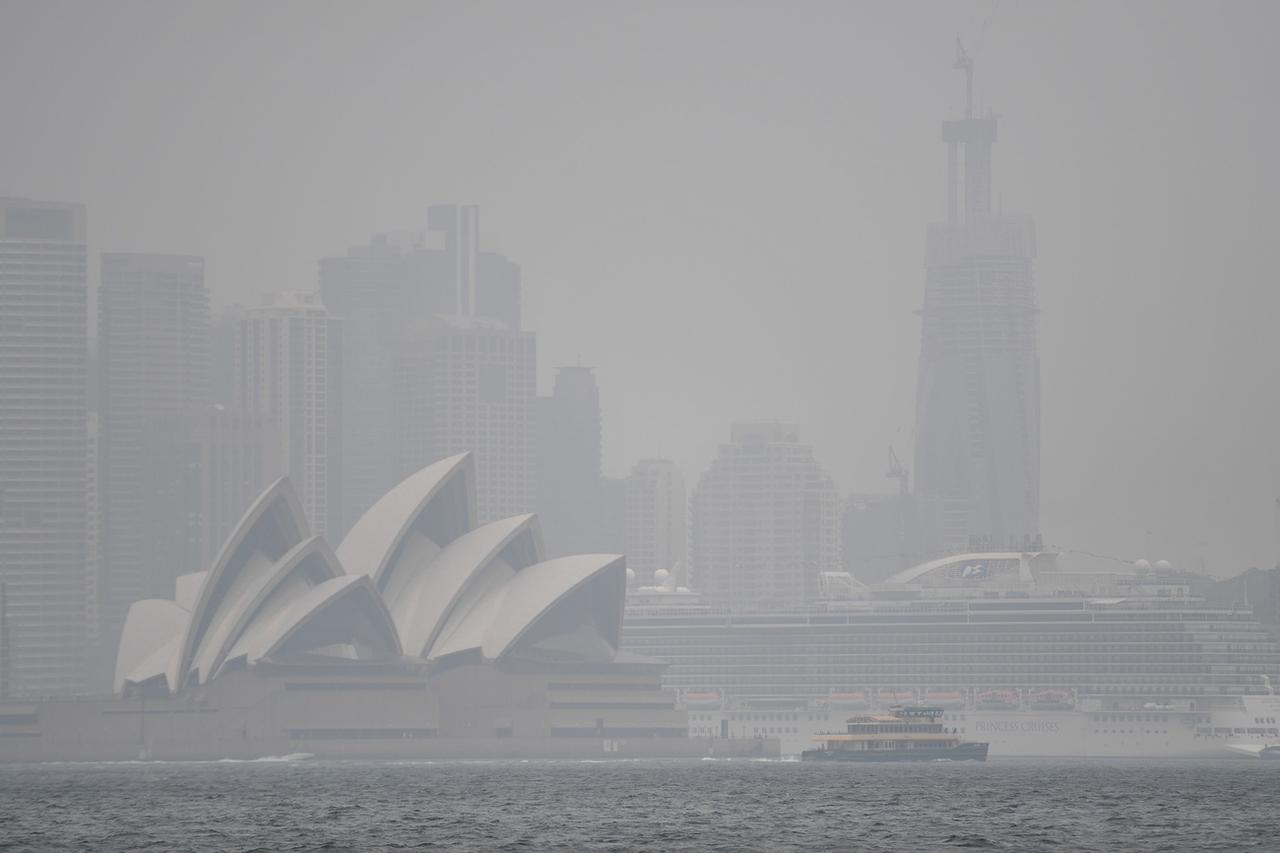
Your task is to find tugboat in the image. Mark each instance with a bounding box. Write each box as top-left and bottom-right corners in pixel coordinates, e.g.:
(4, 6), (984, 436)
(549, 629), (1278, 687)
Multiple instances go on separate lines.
(801, 706), (989, 762)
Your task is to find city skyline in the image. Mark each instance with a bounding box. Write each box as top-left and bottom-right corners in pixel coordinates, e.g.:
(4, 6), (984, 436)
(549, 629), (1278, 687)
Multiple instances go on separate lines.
(5, 4), (1280, 844)
(2, 1), (1277, 581)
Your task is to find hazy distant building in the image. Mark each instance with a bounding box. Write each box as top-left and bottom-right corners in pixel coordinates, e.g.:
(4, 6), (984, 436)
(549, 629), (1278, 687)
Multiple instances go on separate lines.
(396, 315), (534, 523)
(0, 198), (90, 695)
(100, 402), (283, 626)
(210, 305), (245, 406)
(691, 422), (840, 612)
(235, 292), (342, 537)
(913, 67), (1039, 554)
(424, 203), (521, 332)
(841, 492), (918, 585)
(319, 236), (409, 528)
(320, 206), (523, 526)
(536, 366), (604, 556)
(98, 253), (209, 635)
(625, 459), (687, 587)
(599, 475), (627, 556)
(84, 412), (102, 679)
(186, 405), (284, 567)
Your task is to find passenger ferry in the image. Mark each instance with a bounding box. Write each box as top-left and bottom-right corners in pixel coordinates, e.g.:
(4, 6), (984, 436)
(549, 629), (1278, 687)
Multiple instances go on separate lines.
(801, 705), (988, 762)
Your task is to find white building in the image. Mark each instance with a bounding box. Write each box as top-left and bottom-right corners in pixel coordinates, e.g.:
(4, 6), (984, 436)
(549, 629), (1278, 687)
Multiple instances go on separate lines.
(625, 459), (687, 587)
(235, 292), (342, 537)
(114, 452), (630, 697)
(0, 198), (90, 695)
(691, 422), (840, 612)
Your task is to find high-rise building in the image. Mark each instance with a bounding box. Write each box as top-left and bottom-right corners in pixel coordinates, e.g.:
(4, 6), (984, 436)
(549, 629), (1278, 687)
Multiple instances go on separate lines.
(396, 314), (534, 523)
(913, 53), (1039, 554)
(186, 404), (284, 568)
(598, 475), (627, 556)
(625, 459), (687, 587)
(318, 236), (408, 528)
(536, 366), (604, 556)
(0, 198), (90, 695)
(235, 292), (342, 536)
(210, 305), (245, 406)
(424, 203), (521, 332)
(319, 207), (523, 526)
(84, 411), (102, 685)
(691, 422), (840, 612)
(98, 253), (209, 636)
(841, 492), (919, 585)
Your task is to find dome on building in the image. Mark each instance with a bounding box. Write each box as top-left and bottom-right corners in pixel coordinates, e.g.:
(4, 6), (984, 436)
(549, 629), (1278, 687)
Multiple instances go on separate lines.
(114, 452), (626, 695)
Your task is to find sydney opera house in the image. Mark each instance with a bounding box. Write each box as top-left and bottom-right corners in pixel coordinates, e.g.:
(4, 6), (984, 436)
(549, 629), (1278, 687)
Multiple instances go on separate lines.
(0, 454), (765, 761)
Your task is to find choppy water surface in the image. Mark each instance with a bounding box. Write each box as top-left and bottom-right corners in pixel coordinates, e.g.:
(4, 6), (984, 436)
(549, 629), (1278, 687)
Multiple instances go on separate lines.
(1, 759), (1278, 851)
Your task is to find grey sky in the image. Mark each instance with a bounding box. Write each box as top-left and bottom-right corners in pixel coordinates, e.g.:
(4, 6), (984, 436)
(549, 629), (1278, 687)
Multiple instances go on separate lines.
(2, 0), (1277, 574)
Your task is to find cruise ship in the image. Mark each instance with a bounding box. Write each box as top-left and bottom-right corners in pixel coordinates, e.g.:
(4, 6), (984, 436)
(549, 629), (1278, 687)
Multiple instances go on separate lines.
(621, 552), (1280, 758)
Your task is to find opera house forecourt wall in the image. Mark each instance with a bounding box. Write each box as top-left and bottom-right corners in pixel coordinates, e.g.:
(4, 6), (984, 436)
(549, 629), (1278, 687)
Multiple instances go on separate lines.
(0, 454), (775, 761)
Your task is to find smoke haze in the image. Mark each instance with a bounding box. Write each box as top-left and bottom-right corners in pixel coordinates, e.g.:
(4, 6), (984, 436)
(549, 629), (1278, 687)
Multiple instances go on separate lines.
(2, 0), (1277, 573)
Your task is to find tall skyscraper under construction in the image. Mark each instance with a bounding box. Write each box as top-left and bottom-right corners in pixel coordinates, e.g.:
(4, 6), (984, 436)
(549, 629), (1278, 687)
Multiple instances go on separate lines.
(913, 45), (1039, 553)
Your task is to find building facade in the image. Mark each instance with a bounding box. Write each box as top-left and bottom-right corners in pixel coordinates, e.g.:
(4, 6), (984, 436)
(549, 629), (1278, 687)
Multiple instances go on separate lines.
(691, 422), (840, 612)
(187, 405), (284, 569)
(318, 236), (407, 528)
(319, 206), (525, 526)
(396, 315), (535, 523)
(536, 366), (604, 556)
(0, 198), (90, 695)
(235, 292), (342, 537)
(625, 459), (687, 587)
(841, 492), (919, 585)
(913, 81), (1039, 554)
(98, 253), (209, 636)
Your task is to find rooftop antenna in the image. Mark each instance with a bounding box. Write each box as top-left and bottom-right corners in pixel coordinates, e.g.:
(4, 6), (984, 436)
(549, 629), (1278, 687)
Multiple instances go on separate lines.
(953, 37), (974, 119)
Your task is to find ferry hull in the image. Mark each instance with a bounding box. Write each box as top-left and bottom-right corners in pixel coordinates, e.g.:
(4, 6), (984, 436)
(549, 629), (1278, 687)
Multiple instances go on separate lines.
(801, 742), (989, 762)
(690, 702), (1278, 759)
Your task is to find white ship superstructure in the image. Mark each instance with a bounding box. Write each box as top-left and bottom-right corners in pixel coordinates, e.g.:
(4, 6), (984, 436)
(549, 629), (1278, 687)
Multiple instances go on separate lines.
(621, 552), (1280, 758)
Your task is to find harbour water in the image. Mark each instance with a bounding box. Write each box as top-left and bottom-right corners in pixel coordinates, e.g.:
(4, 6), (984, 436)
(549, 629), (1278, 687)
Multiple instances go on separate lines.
(1, 758), (1277, 851)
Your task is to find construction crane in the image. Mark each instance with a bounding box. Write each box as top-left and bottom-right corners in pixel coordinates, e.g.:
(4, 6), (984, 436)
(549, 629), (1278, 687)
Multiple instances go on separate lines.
(953, 37), (974, 119)
(886, 447), (909, 496)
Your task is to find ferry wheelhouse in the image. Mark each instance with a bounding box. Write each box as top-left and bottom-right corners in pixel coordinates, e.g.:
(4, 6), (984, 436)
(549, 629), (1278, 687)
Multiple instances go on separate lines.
(801, 705), (989, 762)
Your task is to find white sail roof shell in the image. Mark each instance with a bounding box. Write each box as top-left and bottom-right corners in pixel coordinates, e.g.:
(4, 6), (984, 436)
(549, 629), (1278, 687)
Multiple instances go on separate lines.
(206, 536), (344, 680)
(112, 456), (631, 695)
(430, 554), (625, 662)
(176, 478), (309, 687)
(394, 514), (540, 658)
(114, 599), (189, 693)
(230, 574), (401, 664)
(337, 453), (474, 587)
(174, 572), (207, 611)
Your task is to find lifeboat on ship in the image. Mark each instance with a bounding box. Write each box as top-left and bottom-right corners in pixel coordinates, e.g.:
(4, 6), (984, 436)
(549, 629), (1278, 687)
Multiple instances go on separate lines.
(877, 689), (917, 707)
(976, 689), (1020, 711)
(829, 691), (871, 711)
(683, 690), (723, 710)
(1029, 689), (1075, 711)
(924, 690), (966, 710)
